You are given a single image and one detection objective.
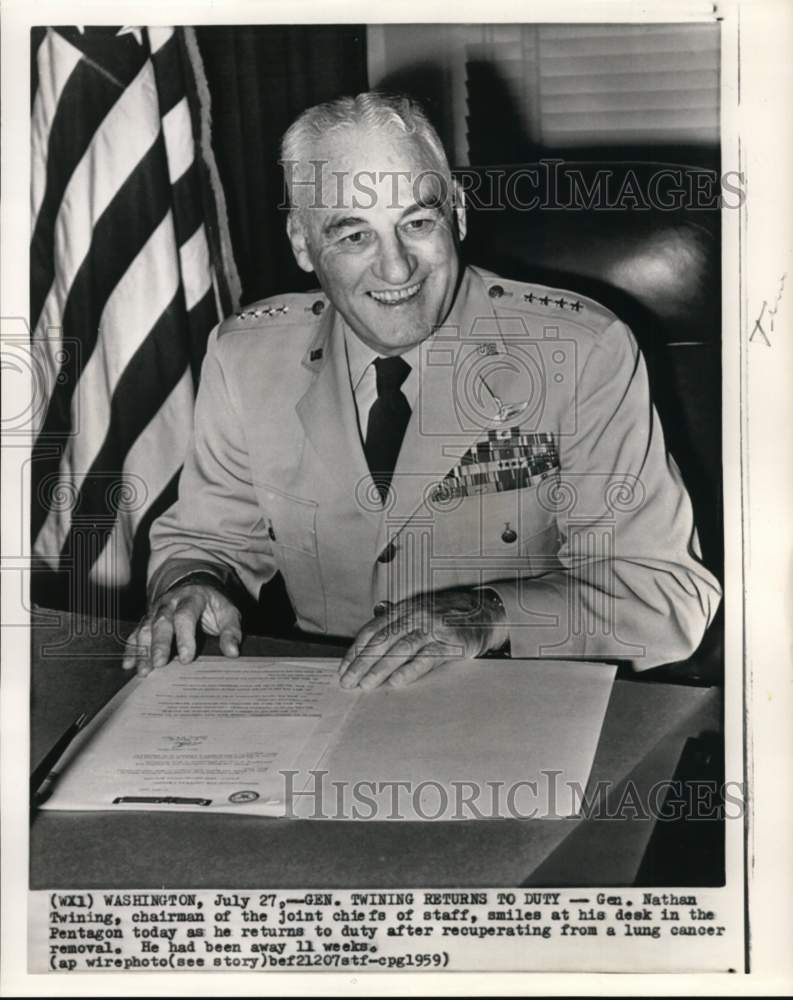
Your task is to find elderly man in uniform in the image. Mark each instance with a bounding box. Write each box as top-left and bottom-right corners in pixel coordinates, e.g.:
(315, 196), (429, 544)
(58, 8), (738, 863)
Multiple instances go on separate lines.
(124, 91), (721, 687)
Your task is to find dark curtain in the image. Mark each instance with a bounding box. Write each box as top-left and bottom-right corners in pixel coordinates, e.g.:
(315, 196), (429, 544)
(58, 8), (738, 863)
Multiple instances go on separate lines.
(195, 26), (368, 307)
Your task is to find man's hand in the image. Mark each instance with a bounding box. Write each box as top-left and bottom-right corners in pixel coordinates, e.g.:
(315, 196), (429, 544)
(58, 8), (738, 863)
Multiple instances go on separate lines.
(338, 587), (508, 690)
(122, 581), (242, 677)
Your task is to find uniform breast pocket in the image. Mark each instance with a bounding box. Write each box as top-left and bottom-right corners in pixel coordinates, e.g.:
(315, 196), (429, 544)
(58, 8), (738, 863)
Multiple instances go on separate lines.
(478, 486), (556, 556)
(429, 482), (556, 559)
(257, 484), (327, 632)
(264, 488), (318, 555)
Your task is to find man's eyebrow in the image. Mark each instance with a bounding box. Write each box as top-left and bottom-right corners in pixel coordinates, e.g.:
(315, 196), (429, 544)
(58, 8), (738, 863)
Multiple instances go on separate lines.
(321, 215), (369, 236)
(401, 197), (444, 218)
(320, 198), (445, 235)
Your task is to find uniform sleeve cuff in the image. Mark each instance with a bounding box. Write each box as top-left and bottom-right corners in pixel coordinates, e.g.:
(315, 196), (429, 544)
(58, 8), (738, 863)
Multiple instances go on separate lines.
(147, 559), (236, 606)
(481, 578), (587, 660)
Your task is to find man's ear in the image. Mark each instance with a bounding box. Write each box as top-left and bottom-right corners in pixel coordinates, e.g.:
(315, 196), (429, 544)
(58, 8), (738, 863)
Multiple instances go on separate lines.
(286, 212), (315, 273)
(451, 178), (467, 243)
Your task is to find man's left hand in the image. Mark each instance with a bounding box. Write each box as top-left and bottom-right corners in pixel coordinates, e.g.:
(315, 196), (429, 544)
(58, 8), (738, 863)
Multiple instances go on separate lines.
(338, 587), (508, 689)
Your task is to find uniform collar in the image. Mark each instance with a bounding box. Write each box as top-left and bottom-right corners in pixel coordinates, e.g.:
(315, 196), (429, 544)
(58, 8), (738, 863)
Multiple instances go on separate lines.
(344, 326), (421, 392)
(441, 264), (501, 336)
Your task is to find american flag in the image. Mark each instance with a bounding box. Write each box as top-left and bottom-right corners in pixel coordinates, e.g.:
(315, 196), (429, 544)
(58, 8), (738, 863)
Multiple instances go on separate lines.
(30, 26), (219, 611)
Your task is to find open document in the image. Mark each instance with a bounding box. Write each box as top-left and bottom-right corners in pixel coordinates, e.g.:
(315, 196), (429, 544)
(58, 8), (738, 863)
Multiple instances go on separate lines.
(40, 657), (616, 820)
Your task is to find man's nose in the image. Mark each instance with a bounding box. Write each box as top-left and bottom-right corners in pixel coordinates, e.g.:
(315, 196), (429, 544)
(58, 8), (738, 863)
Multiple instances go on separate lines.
(373, 234), (415, 286)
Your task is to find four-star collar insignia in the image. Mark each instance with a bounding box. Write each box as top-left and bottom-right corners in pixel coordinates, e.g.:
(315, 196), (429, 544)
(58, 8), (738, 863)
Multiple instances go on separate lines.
(233, 297), (327, 323)
(228, 295), (328, 340)
(235, 303), (290, 321)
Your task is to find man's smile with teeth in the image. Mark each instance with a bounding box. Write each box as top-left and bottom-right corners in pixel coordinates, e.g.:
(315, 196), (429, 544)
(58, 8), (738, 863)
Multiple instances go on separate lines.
(368, 280), (423, 304)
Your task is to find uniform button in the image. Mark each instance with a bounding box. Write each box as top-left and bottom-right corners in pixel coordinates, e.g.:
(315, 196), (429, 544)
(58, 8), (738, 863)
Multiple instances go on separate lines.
(312, 299), (325, 315)
(373, 600), (393, 617)
(501, 523), (517, 544)
(377, 540), (398, 563)
(488, 284), (504, 299)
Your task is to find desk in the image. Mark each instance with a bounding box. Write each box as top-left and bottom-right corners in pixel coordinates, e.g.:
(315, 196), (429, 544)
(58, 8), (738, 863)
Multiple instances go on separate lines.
(30, 610), (721, 888)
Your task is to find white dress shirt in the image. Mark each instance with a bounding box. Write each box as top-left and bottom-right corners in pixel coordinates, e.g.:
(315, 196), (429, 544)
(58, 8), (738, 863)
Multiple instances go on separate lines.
(344, 326), (420, 441)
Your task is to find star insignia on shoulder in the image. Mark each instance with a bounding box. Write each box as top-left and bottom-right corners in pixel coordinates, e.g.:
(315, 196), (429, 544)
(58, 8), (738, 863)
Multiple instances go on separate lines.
(523, 291), (582, 312)
(235, 304), (291, 321)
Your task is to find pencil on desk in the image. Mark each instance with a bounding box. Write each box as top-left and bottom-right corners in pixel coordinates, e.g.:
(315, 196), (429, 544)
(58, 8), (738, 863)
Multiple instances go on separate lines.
(30, 712), (89, 798)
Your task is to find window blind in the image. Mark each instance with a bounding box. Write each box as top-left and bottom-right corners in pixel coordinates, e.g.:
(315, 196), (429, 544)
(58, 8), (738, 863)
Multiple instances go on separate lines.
(465, 23), (720, 157)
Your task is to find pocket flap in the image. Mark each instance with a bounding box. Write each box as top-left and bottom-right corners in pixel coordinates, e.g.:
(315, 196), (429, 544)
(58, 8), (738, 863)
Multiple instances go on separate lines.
(259, 484), (318, 555)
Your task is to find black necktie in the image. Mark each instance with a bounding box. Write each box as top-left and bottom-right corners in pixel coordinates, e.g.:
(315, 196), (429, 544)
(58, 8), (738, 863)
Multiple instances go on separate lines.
(364, 356), (412, 503)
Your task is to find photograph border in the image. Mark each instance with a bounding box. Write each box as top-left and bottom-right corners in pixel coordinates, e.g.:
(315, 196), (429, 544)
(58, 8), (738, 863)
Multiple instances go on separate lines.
(2, 0), (791, 994)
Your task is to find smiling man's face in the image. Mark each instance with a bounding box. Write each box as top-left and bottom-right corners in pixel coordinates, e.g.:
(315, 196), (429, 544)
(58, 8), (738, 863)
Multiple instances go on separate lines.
(287, 126), (466, 356)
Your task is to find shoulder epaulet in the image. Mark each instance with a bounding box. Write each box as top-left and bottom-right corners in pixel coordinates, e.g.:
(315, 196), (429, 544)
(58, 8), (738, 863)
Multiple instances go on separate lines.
(218, 290), (329, 336)
(484, 274), (618, 335)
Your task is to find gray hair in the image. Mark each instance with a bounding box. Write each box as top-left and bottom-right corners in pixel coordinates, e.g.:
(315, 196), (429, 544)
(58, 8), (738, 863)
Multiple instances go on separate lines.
(280, 91), (452, 212)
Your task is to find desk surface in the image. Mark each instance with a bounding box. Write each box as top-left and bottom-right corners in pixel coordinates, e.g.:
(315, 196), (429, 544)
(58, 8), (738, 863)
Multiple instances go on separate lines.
(30, 610), (721, 888)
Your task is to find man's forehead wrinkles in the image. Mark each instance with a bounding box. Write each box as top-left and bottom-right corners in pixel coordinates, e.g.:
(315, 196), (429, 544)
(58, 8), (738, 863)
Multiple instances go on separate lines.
(404, 196), (445, 214)
(307, 143), (444, 195)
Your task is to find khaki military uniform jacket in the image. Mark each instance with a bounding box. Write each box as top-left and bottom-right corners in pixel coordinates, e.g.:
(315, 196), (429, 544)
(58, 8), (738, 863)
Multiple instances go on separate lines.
(148, 266), (721, 668)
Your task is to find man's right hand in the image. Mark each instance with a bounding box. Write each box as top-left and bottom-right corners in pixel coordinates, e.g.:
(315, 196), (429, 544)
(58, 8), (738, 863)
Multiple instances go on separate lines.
(122, 581), (242, 676)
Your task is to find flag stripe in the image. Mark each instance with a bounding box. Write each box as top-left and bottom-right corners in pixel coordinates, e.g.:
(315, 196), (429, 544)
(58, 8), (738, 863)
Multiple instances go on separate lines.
(148, 26), (175, 57)
(151, 30), (184, 115)
(31, 37), (150, 328)
(40, 129), (171, 413)
(90, 367), (194, 588)
(31, 27), (48, 110)
(30, 63), (131, 328)
(179, 223), (212, 311)
(123, 368), (194, 541)
(170, 159), (203, 246)
(32, 58), (162, 373)
(127, 468), (181, 597)
(32, 134), (173, 541)
(30, 33), (82, 286)
(161, 97), (195, 184)
(32, 207), (182, 558)
(53, 211), (182, 495)
(31, 29), (81, 226)
(59, 288), (192, 563)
